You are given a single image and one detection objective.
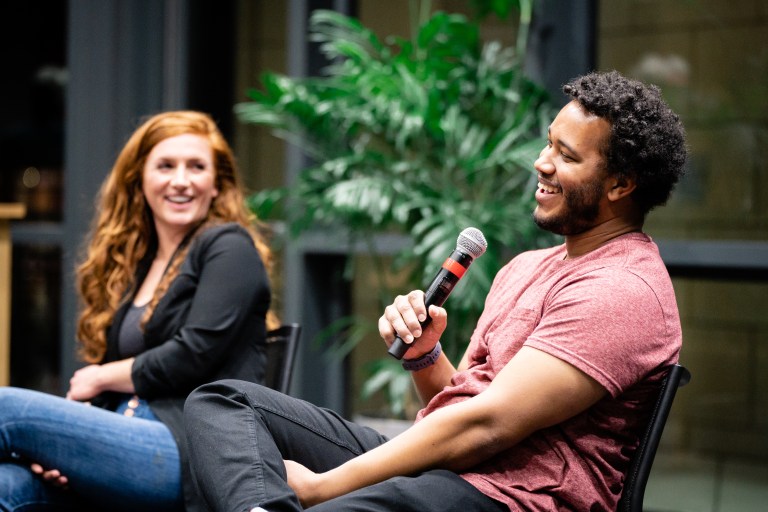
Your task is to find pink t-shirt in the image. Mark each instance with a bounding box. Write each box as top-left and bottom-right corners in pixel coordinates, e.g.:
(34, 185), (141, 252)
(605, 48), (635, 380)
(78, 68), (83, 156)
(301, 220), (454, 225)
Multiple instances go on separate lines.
(416, 232), (682, 511)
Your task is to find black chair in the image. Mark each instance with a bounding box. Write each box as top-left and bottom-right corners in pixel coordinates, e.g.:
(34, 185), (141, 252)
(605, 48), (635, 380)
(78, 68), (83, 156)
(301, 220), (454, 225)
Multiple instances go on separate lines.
(618, 363), (691, 512)
(264, 323), (301, 395)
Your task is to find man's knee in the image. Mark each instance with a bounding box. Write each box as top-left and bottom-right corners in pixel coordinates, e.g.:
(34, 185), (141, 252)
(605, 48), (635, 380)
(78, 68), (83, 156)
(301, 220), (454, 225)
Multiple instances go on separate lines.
(184, 379), (270, 424)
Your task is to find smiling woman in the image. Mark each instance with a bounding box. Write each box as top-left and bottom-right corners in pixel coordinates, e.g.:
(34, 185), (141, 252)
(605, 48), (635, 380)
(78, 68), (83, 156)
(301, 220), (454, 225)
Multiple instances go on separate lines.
(141, 133), (220, 251)
(0, 111), (276, 512)
(137, 133), (221, 307)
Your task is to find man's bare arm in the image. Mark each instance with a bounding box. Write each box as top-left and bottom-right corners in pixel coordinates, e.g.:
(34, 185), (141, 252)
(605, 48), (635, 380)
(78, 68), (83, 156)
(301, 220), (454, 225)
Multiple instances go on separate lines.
(286, 346), (607, 507)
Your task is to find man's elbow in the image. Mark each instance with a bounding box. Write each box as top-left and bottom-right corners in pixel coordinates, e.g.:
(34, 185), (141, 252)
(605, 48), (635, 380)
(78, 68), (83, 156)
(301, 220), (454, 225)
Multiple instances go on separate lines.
(456, 410), (524, 465)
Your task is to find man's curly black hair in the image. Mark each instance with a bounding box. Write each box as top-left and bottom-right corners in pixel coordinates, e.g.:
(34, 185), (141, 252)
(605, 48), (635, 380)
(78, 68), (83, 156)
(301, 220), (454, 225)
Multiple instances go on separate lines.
(563, 70), (687, 216)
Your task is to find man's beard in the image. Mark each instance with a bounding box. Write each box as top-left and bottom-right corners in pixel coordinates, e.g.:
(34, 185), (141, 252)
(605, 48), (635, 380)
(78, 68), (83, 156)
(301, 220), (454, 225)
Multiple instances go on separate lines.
(533, 179), (604, 236)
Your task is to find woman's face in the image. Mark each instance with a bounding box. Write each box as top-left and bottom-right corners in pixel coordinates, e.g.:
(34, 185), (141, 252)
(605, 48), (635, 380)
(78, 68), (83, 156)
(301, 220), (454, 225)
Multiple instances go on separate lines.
(142, 134), (219, 243)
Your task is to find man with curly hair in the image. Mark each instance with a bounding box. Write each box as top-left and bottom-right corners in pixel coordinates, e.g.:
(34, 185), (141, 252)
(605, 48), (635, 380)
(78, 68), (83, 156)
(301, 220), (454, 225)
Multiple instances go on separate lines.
(184, 70), (688, 512)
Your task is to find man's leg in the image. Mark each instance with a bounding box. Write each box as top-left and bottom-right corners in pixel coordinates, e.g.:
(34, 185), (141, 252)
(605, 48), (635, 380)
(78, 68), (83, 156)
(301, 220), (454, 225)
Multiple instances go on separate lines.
(307, 469), (508, 512)
(185, 379), (390, 512)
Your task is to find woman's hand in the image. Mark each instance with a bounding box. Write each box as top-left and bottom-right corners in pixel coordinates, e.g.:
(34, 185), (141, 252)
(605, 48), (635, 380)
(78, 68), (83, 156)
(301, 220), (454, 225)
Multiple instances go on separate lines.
(30, 462), (69, 489)
(378, 290), (447, 359)
(66, 358), (136, 401)
(66, 364), (104, 402)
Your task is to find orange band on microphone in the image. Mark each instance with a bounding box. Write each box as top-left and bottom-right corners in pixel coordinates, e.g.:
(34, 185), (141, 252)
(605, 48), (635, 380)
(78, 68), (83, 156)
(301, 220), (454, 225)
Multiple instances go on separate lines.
(442, 257), (467, 278)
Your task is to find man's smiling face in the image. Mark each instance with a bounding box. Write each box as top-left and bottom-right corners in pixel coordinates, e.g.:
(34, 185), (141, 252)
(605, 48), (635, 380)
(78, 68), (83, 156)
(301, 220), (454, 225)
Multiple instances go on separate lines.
(532, 101), (612, 236)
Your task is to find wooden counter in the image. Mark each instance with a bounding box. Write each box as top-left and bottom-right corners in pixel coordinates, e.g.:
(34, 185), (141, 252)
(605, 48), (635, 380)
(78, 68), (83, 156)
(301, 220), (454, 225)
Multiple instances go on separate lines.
(0, 203), (26, 386)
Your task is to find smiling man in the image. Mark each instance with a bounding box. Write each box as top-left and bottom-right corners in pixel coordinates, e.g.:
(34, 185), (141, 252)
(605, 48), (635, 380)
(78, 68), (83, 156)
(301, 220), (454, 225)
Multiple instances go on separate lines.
(184, 71), (688, 512)
(534, 101), (616, 238)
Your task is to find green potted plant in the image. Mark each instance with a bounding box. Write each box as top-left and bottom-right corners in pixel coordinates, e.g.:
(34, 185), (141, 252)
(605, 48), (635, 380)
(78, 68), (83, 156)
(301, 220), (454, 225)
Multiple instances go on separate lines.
(239, 0), (558, 417)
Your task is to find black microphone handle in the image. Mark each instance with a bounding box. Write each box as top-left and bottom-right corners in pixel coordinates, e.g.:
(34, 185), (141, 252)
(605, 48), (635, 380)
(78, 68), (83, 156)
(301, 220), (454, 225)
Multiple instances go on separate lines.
(387, 250), (471, 359)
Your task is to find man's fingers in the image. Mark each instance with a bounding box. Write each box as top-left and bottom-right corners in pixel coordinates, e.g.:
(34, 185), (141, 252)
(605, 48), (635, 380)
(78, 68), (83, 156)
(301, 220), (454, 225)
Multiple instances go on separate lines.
(406, 290), (427, 322)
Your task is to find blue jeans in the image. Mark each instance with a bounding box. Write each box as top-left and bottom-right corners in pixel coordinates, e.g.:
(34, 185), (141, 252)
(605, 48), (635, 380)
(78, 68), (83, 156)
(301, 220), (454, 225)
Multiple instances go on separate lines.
(0, 387), (183, 512)
(185, 380), (508, 512)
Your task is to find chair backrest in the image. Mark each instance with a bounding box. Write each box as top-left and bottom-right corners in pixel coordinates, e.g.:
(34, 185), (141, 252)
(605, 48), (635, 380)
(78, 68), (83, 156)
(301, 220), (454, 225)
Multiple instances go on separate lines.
(263, 323), (301, 395)
(618, 363), (691, 512)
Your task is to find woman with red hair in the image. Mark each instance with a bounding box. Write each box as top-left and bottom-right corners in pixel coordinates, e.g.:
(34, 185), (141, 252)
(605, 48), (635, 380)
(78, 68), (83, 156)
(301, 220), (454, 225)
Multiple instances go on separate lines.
(0, 111), (275, 512)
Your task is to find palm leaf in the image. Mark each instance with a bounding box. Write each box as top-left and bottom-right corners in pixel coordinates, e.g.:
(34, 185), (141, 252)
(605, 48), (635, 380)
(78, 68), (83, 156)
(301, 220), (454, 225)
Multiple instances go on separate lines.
(239, 5), (555, 415)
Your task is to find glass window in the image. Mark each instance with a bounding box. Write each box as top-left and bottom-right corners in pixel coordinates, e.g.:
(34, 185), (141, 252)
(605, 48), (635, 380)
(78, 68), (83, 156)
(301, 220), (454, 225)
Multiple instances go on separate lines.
(1, 1), (67, 393)
(598, 1), (768, 510)
(599, 0), (768, 241)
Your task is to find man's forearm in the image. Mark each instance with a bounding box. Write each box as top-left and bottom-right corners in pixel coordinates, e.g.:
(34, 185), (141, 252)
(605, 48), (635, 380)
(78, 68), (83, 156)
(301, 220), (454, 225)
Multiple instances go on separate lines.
(410, 352), (458, 404)
(310, 395), (505, 505)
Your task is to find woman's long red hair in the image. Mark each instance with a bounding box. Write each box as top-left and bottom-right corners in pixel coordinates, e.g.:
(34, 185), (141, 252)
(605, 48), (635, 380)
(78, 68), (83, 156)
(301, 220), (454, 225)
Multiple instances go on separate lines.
(76, 111), (275, 363)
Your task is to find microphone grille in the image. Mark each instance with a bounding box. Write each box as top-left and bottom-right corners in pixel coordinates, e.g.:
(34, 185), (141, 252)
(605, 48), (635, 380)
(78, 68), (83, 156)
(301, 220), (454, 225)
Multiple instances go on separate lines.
(457, 227), (487, 259)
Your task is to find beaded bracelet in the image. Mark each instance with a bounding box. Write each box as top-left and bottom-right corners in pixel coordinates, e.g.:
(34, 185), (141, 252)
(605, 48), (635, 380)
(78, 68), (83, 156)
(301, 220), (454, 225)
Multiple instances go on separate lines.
(401, 342), (442, 371)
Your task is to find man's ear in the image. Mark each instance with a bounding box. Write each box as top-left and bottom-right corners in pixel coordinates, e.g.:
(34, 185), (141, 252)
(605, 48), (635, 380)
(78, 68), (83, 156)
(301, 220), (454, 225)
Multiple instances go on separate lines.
(607, 174), (636, 201)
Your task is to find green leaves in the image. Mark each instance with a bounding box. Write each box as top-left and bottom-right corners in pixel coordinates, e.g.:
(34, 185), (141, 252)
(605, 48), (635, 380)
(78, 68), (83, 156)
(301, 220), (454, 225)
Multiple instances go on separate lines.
(310, 9), (387, 62)
(240, 6), (558, 415)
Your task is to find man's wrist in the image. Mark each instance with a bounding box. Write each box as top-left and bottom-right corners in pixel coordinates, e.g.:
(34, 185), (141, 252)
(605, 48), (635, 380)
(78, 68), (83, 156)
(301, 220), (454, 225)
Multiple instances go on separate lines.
(402, 342), (442, 371)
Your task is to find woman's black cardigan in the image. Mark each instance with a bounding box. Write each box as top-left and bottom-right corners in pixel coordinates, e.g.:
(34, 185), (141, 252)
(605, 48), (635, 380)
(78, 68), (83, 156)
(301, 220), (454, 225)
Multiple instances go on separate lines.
(91, 222), (270, 511)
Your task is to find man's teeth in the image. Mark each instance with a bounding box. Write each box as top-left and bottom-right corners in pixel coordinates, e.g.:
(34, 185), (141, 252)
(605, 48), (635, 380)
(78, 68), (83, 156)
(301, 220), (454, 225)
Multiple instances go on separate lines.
(168, 196), (192, 203)
(538, 183), (559, 194)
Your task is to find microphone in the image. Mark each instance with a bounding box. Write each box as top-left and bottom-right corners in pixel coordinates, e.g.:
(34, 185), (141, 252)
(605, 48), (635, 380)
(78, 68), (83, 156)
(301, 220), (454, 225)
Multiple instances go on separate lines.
(387, 227), (487, 360)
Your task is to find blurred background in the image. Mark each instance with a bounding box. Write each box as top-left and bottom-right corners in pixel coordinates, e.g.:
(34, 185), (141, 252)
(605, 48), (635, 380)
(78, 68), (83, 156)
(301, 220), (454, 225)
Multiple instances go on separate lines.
(1, 1), (766, 510)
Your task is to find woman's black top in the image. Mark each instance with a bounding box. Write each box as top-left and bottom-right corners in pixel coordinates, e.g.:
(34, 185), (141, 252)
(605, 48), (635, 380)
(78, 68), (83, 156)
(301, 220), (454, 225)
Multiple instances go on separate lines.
(93, 222), (270, 511)
(117, 303), (147, 358)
